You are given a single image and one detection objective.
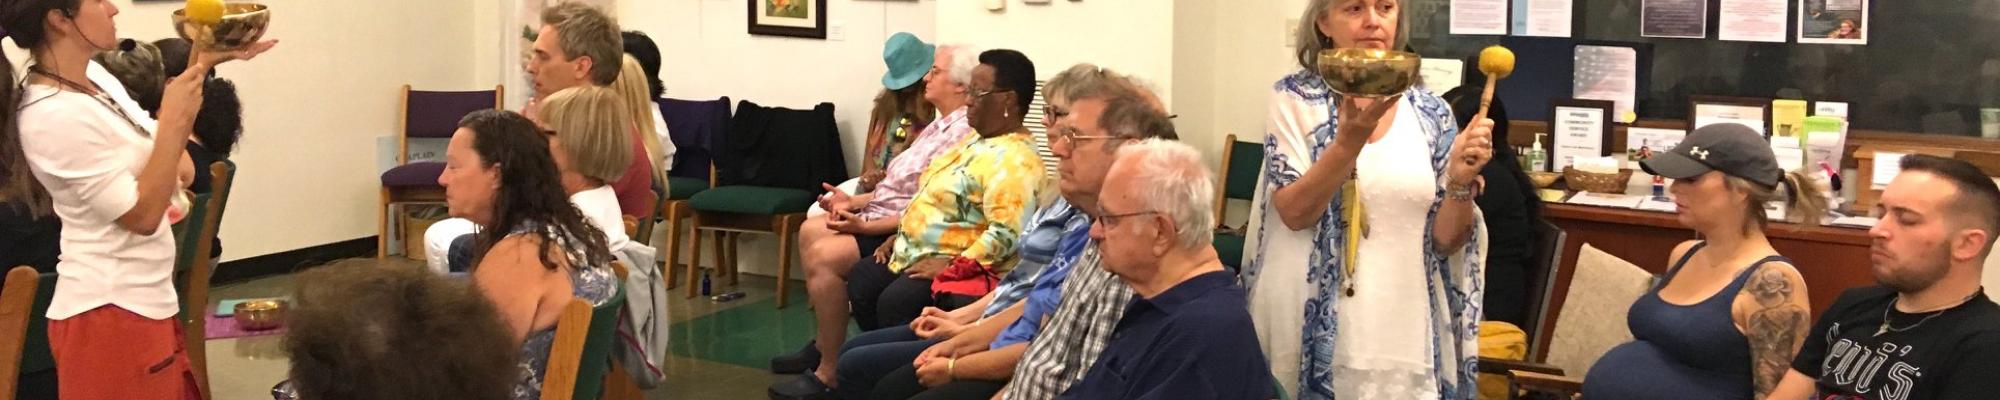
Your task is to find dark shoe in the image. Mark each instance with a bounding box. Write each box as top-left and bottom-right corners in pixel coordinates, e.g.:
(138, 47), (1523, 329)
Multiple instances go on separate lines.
(768, 372), (835, 400)
(769, 340), (821, 374)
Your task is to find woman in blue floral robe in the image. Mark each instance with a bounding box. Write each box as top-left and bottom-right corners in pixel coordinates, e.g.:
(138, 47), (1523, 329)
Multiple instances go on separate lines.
(1243, 1), (1498, 399)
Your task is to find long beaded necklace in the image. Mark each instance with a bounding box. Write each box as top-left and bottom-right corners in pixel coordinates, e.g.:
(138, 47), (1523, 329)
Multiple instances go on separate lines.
(26, 66), (153, 138)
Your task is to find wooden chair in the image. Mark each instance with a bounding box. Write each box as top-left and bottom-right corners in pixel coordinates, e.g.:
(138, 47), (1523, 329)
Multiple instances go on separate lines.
(656, 97), (729, 289)
(686, 207), (803, 307)
(632, 186), (663, 246)
(0, 266), (42, 400)
(539, 262), (629, 400)
(1213, 134), (1264, 271)
(170, 160), (237, 400)
(15, 272), (54, 398)
(595, 263), (647, 400)
(1478, 243), (1654, 400)
(1520, 220), (1569, 361)
(682, 101), (839, 309)
(379, 85), (503, 258)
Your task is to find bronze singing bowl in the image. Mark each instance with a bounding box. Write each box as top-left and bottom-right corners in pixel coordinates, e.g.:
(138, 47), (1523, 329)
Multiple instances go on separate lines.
(1316, 48), (1421, 98)
(172, 3), (271, 51)
(233, 299), (286, 331)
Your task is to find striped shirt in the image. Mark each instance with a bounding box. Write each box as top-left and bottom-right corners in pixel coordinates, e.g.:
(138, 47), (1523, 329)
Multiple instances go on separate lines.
(1003, 244), (1130, 400)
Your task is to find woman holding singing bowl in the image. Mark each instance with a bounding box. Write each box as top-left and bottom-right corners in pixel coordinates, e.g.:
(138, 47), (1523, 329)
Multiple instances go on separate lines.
(1, 0), (274, 398)
(1241, 0), (1494, 399)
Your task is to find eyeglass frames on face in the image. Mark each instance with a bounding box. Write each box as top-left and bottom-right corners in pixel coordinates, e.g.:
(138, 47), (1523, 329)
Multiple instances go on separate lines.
(1096, 210), (1161, 228)
(1052, 125), (1121, 146)
(969, 88), (1014, 101)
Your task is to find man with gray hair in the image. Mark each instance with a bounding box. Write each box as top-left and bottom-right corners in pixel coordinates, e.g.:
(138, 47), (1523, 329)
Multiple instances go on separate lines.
(1055, 139), (1271, 400)
(991, 70), (1177, 400)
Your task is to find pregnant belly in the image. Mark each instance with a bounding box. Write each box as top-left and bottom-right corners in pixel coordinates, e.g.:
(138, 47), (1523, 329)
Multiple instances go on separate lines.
(1579, 341), (1752, 400)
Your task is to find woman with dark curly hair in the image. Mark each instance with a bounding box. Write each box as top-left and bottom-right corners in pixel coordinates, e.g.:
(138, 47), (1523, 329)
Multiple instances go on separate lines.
(441, 109), (620, 400)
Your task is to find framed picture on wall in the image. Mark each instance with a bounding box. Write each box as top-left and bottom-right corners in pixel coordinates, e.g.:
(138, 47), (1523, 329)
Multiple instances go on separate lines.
(1549, 99), (1616, 172)
(749, 0), (828, 39)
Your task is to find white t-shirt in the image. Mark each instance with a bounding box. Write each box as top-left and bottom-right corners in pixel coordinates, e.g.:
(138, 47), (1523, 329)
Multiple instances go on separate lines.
(651, 106), (676, 173)
(19, 74), (178, 321)
(571, 185), (630, 252)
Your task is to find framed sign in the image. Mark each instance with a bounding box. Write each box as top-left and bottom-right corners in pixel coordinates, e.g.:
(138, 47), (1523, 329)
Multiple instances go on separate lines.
(749, 0), (828, 39)
(1689, 95), (1771, 138)
(1549, 99), (1615, 172)
(1625, 127), (1687, 169)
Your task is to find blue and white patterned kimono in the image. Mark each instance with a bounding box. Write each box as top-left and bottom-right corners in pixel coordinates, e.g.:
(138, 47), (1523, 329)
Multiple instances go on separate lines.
(1243, 69), (1486, 400)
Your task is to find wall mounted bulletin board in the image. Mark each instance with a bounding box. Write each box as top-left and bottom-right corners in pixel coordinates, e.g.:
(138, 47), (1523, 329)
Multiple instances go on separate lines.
(1408, 0), (2000, 139)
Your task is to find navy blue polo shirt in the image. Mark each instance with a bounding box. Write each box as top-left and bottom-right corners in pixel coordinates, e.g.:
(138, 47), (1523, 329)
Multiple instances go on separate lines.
(1055, 271), (1273, 400)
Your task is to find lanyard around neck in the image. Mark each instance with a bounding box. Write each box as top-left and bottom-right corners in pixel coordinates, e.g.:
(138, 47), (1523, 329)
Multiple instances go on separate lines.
(27, 66), (154, 139)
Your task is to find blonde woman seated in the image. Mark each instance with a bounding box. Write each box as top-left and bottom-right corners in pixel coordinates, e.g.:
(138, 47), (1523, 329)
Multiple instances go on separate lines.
(439, 109), (619, 400)
(1580, 123), (1826, 400)
(427, 86), (640, 273)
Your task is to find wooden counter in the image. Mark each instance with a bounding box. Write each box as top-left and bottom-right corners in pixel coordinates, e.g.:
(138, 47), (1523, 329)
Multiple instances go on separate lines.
(1536, 203), (1876, 355)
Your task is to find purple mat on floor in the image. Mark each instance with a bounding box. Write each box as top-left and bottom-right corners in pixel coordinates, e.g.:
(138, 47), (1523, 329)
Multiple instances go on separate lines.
(205, 312), (285, 339)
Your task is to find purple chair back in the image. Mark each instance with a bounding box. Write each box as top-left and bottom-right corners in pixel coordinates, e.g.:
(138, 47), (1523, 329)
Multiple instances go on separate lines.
(405, 88), (500, 139)
(659, 96), (731, 180)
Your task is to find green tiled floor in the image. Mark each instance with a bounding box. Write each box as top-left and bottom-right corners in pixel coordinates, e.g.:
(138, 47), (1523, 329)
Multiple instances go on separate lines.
(668, 293), (858, 370)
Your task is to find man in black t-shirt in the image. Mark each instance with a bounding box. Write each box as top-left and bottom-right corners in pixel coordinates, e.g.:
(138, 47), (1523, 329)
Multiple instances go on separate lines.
(1770, 155), (2000, 400)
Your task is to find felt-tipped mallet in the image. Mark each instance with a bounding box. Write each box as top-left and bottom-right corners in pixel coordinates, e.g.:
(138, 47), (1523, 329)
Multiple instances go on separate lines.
(1476, 45), (1516, 119)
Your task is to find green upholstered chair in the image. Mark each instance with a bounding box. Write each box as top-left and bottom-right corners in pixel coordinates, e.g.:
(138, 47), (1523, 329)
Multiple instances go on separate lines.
(1214, 134), (1263, 271)
(169, 160), (236, 399)
(540, 264), (629, 400)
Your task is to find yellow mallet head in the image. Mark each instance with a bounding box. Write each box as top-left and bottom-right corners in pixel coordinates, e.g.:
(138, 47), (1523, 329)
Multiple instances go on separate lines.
(185, 0), (225, 26)
(1479, 45), (1516, 79)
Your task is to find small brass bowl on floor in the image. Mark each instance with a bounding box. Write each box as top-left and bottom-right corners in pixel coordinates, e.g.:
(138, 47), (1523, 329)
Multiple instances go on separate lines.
(1315, 48), (1421, 98)
(173, 3), (271, 51)
(234, 299), (286, 331)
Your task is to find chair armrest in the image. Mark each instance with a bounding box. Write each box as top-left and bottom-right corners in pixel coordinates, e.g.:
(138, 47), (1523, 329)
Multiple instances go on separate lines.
(1509, 370), (1584, 397)
(1478, 357), (1565, 376)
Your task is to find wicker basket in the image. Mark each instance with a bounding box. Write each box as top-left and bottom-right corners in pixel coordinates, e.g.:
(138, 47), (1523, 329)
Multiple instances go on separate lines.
(1563, 167), (1634, 194)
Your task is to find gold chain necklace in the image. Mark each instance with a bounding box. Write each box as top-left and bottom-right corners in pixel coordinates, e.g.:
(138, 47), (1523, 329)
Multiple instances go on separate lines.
(1876, 291), (1980, 337)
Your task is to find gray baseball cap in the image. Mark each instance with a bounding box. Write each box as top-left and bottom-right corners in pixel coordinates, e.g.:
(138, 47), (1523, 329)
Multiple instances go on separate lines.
(1640, 123), (1782, 187)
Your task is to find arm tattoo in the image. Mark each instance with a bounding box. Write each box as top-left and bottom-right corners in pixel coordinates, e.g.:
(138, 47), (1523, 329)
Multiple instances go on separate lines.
(1747, 267), (1808, 399)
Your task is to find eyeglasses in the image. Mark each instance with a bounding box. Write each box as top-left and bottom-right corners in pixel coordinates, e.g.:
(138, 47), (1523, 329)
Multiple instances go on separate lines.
(1051, 125), (1121, 146)
(1096, 209), (1161, 228)
(1045, 106), (1070, 121)
(970, 88), (1014, 101)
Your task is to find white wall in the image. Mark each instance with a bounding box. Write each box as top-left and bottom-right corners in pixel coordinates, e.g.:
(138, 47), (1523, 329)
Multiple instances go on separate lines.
(1173, 0), (1309, 168)
(618, 0), (935, 278)
(4, 0), (487, 261)
(934, 0), (1174, 106)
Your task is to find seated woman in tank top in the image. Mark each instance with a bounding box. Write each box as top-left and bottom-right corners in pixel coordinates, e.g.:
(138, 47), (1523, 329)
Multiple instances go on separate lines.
(438, 110), (619, 400)
(1581, 123), (1829, 400)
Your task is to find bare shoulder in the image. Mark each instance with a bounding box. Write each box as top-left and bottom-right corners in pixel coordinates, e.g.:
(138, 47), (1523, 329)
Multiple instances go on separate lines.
(475, 235), (567, 274)
(1667, 240), (1703, 266)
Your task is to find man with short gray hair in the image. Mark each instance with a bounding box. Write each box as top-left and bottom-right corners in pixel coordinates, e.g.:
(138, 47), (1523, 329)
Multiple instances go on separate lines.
(1056, 139), (1271, 399)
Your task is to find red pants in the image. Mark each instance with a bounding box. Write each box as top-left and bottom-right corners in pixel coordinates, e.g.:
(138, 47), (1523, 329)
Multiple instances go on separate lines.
(49, 306), (200, 400)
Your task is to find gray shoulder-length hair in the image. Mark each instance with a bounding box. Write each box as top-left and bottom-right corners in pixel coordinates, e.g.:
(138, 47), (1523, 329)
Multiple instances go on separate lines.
(1293, 0), (1414, 72)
